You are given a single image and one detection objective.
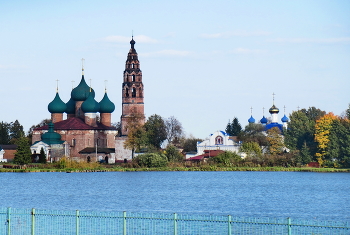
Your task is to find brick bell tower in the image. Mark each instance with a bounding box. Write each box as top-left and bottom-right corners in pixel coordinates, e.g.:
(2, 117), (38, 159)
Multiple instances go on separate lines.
(120, 36), (145, 136)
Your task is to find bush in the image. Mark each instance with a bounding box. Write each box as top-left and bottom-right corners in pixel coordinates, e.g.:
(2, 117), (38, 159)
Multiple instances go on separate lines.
(209, 151), (242, 167)
(133, 153), (168, 168)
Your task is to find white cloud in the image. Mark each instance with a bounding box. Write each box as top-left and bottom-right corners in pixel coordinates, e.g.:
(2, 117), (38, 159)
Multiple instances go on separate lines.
(102, 35), (158, 43)
(231, 48), (267, 54)
(268, 37), (350, 43)
(200, 30), (271, 39)
(140, 50), (191, 57)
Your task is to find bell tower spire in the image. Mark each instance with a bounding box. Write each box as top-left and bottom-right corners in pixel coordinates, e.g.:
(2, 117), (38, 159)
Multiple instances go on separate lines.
(120, 36), (145, 136)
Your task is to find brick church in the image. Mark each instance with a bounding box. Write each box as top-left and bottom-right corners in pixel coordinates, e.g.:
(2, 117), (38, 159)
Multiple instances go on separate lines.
(31, 37), (144, 162)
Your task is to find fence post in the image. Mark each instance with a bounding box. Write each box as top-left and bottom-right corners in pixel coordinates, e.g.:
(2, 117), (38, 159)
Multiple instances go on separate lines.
(123, 211), (127, 235)
(174, 213), (177, 235)
(76, 210), (80, 235)
(228, 215), (232, 235)
(288, 217), (292, 235)
(31, 208), (35, 235)
(7, 207), (11, 235)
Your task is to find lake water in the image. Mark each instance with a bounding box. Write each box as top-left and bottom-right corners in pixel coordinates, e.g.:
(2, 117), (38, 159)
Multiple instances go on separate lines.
(0, 171), (349, 222)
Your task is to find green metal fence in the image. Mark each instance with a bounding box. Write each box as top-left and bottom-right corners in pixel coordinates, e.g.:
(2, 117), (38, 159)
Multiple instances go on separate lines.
(0, 207), (349, 235)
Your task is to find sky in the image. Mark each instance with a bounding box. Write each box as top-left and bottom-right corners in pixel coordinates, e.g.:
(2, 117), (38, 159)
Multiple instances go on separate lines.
(0, 0), (349, 139)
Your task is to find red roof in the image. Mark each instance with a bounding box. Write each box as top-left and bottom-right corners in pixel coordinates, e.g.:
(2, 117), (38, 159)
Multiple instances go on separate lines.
(34, 117), (117, 131)
(186, 150), (224, 161)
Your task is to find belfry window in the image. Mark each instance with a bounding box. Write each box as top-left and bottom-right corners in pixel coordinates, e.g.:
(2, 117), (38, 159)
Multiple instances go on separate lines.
(132, 88), (136, 97)
(132, 75), (135, 82)
(126, 88), (129, 97)
(131, 64), (134, 68)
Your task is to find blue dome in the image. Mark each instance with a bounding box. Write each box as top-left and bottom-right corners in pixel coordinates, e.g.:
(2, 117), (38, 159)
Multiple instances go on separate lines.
(48, 93), (67, 113)
(248, 115), (255, 123)
(260, 116), (268, 124)
(281, 115), (289, 122)
(81, 92), (100, 113)
(71, 75), (95, 101)
(99, 92), (115, 113)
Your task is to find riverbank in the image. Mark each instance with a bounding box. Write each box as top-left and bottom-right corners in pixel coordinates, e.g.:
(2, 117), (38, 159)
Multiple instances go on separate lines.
(1, 165), (349, 173)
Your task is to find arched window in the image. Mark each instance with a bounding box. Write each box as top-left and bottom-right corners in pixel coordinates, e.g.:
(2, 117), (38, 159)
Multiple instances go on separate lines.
(125, 88), (129, 97)
(132, 64), (134, 68)
(72, 139), (76, 147)
(139, 87), (142, 97)
(132, 88), (136, 97)
(215, 136), (223, 145)
(132, 75), (135, 82)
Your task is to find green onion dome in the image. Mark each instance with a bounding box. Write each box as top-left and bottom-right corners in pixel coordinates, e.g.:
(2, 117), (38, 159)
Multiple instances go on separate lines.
(99, 92), (115, 113)
(71, 75), (95, 101)
(41, 122), (62, 144)
(269, 105), (279, 114)
(65, 97), (75, 114)
(48, 93), (67, 113)
(81, 92), (100, 113)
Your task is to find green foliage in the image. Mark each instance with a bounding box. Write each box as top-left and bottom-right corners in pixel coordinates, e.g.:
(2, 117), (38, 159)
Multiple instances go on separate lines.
(164, 145), (183, 162)
(39, 147), (47, 163)
(0, 122), (11, 145)
(209, 151), (242, 167)
(238, 123), (268, 147)
(179, 135), (203, 152)
(225, 117), (242, 136)
(13, 137), (32, 165)
(133, 153), (168, 168)
(144, 114), (167, 149)
(240, 141), (262, 157)
(9, 120), (25, 144)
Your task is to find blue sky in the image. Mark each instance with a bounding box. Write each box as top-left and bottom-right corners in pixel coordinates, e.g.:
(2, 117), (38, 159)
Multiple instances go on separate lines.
(0, 0), (349, 139)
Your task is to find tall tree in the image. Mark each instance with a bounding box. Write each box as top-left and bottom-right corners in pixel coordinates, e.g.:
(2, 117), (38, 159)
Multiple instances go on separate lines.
(266, 127), (285, 155)
(165, 116), (183, 145)
(9, 120), (25, 144)
(179, 135), (203, 152)
(123, 113), (146, 158)
(13, 137), (32, 165)
(0, 122), (11, 145)
(314, 112), (337, 166)
(225, 117), (242, 136)
(144, 114), (167, 149)
(39, 147), (47, 163)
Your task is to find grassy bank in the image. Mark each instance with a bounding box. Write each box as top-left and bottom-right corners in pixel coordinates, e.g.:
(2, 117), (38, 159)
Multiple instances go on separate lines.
(1, 165), (349, 173)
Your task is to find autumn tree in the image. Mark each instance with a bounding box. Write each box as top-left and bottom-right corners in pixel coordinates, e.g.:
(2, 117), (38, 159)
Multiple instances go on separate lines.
(266, 127), (285, 155)
(240, 141), (262, 157)
(123, 113), (146, 158)
(13, 137), (32, 165)
(164, 116), (183, 145)
(314, 112), (337, 167)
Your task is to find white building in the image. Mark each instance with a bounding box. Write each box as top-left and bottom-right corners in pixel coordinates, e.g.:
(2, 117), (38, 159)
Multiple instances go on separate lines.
(195, 131), (241, 156)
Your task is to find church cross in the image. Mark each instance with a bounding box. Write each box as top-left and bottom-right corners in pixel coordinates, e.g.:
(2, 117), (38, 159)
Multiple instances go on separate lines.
(104, 80), (108, 92)
(56, 79), (59, 92)
(272, 92), (276, 104)
(250, 106), (253, 115)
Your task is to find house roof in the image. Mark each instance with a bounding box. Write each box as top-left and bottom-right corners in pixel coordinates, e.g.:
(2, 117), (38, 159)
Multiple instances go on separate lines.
(34, 117), (117, 131)
(0, 145), (17, 150)
(186, 150), (225, 161)
(79, 147), (115, 154)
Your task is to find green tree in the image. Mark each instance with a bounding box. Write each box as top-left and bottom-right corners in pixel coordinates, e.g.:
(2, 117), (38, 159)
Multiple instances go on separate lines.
(164, 144), (183, 162)
(299, 141), (312, 164)
(13, 137), (32, 165)
(179, 135), (203, 152)
(266, 127), (285, 155)
(0, 122), (11, 145)
(9, 120), (25, 144)
(225, 117), (242, 136)
(240, 141), (262, 157)
(133, 153), (168, 167)
(238, 123), (268, 147)
(209, 151), (241, 166)
(144, 114), (167, 149)
(39, 147), (47, 163)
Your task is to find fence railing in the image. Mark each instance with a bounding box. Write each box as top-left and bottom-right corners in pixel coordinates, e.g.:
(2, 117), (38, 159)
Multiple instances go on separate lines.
(0, 207), (349, 235)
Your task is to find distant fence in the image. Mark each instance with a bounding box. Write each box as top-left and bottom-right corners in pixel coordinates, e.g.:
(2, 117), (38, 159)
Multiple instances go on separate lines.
(0, 207), (349, 235)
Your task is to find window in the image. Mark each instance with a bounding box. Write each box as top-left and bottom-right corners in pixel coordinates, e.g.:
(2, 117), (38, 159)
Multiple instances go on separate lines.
(132, 75), (135, 82)
(72, 139), (76, 147)
(215, 136), (223, 145)
(132, 88), (136, 97)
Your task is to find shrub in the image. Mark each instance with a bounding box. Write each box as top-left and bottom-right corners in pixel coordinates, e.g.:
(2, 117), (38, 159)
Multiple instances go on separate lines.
(133, 153), (168, 168)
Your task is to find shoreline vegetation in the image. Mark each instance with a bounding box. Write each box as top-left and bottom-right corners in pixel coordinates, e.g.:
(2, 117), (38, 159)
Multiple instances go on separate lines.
(1, 164), (349, 173)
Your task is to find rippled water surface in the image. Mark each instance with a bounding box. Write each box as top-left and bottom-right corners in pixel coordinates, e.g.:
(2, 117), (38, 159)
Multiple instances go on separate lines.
(0, 171), (349, 221)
